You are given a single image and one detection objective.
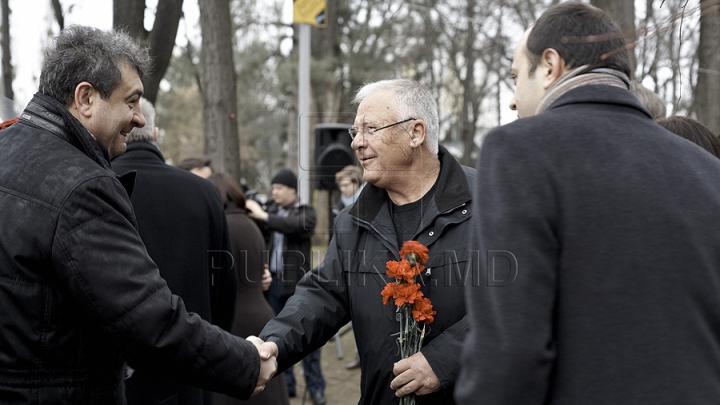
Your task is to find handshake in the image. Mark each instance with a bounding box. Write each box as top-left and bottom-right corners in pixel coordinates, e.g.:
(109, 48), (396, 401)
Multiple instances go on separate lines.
(246, 336), (279, 395)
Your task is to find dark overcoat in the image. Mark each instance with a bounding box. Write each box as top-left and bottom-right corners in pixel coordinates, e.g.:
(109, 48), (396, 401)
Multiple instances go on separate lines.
(112, 141), (237, 405)
(457, 84), (720, 404)
(215, 203), (289, 405)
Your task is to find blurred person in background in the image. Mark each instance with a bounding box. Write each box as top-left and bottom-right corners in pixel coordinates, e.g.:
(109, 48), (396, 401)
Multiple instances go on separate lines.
(245, 169), (326, 405)
(656, 115), (720, 159)
(207, 172), (290, 405)
(630, 80), (666, 120)
(332, 165), (364, 226)
(330, 165), (364, 370)
(177, 155), (214, 178)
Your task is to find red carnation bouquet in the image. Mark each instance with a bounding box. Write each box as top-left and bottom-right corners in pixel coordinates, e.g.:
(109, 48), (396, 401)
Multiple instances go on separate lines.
(381, 241), (436, 405)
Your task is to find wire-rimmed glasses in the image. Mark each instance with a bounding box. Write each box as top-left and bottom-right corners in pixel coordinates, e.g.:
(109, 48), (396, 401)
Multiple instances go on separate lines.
(348, 117), (416, 139)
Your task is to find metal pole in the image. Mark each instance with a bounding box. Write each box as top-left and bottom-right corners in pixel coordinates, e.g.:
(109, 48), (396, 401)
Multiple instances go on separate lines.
(298, 24), (311, 205)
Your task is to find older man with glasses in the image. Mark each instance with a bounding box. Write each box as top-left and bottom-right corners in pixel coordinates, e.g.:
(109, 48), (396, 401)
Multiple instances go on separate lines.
(256, 79), (475, 405)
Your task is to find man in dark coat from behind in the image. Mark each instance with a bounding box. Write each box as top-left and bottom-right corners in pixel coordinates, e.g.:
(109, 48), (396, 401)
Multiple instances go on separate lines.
(456, 3), (720, 404)
(112, 99), (237, 405)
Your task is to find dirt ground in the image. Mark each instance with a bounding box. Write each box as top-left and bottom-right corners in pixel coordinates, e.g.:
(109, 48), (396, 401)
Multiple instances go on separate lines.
(287, 323), (361, 405)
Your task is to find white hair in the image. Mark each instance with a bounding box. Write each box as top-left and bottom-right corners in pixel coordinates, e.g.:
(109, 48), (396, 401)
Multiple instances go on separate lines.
(351, 79), (439, 155)
(126, 97), (155, 143)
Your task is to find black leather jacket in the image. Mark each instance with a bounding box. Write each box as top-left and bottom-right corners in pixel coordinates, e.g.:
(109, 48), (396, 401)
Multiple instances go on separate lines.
(0, 93), (259, 404)
(261, 146), (475, 405)
(261, 199), (317, 296)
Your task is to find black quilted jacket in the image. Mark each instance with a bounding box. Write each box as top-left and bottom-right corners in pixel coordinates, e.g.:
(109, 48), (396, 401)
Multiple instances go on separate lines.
(0, 93), (259, 404)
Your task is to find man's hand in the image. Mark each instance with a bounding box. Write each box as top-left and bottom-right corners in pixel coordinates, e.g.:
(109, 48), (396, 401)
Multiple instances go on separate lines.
(257, 340), (279, 361)
(390, 352), (442, 397)
(246, 336), (277, 396)
(261, 266), (272, 292)
(245, 200), (269, 221)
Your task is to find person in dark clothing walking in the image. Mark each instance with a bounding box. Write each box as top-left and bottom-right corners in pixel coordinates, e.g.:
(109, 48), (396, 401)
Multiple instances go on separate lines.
(656, 115), (720, 159)
(0, 25), (275, 404)
(456, 3), (720, 404)
(207, 172), (291, 405)
(111, 99), (238, 405)
(245, 170), (326, 405)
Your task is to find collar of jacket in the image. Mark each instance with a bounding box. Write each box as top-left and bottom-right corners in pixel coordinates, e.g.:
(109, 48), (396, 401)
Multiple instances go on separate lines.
(20, 92), (112, 170)
(548, 83), (651, 119)
(114, 141), (166, 163)
(21, 92), (137, 198)
(269, 197), (302, 213)
(349, 144), (472, 226)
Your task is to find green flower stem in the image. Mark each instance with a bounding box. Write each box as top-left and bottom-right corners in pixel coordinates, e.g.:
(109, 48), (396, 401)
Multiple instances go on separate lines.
(393, 269), (427, 405)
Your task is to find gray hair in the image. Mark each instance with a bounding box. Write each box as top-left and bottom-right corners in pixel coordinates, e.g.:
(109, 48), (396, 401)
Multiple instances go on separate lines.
(630, 80), (666, 120)
(126, 98), (155, 143)
(351, 79), (439, 155)
(39, 25), (152, 106)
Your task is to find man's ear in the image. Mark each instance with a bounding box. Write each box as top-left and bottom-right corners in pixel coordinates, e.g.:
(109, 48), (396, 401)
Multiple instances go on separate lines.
(408, 119), (427, 149)
(540, 48), (568, 90)
(73, 82), (96, 119)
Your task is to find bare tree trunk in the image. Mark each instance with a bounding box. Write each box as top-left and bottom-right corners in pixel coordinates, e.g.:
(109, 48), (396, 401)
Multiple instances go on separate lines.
(1, 0), (14, 104)
(113, 0), (184, 104)
(695, 0), (720, 134)
(285, 35), (299, 172)
(459, 0), (477, 166)
(113, 0), (145, 40)
(285, 80), (299, 172)
(590, 0), (636, 78)
(199, 0), (241, 180)
(51, 0), (64, 30)
(311, 0), (340, 122)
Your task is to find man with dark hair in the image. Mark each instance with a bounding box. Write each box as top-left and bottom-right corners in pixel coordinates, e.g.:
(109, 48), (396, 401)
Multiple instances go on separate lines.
(457, 2), (720, 404)
(245, 169), (326, 405)
(177, 156), (214, 178)
(112, 99), (238, 405)
(657, 115), (720, 159)
(0, 25), (274, 404)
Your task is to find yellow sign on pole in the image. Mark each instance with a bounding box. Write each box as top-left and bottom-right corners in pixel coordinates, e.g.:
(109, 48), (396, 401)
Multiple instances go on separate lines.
(293, 0), (327, 27)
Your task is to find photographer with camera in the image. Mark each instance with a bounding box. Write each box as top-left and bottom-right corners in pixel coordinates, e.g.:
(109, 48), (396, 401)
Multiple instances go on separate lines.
(245, 169), (326, 405)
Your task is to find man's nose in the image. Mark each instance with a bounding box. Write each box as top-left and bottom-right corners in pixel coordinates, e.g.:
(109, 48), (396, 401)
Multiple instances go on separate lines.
(133, 110), (146, 128)
(350, 132), (365, 150)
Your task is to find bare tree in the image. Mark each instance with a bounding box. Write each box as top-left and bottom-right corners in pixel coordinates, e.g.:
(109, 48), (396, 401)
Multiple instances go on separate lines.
(590, 0), (637, 77)
(311, 0), (343, 122)
(199, 0), (241, 180)
(113, 0), (184, 104)
(283, 32), (299, 172)
(694, 0), (720, 133)
(1, 0), (14, 103)
(51, 0), (64, 30)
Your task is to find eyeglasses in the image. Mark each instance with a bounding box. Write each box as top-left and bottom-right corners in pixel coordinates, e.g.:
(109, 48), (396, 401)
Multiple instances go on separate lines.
(348, 117), (416, 140)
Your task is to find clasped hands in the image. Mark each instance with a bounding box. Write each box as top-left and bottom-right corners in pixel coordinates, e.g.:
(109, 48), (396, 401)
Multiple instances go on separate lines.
(245, 338), (441, 398)
(246, 336), (279, 395)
